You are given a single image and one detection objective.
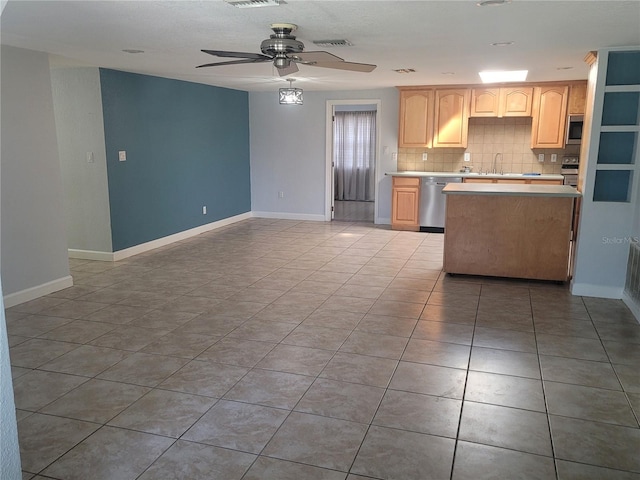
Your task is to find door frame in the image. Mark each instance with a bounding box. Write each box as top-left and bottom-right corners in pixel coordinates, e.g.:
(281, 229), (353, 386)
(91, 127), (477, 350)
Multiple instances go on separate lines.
(325, 99), (382, 222)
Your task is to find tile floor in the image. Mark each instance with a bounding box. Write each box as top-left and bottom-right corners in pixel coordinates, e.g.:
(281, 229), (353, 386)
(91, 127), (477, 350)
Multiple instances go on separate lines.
(6, 218), (640, 480)
(333, 200), (374, 223)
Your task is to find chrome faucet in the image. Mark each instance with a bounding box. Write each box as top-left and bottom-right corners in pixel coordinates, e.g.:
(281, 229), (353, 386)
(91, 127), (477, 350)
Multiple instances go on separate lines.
(492, 153), (503, 174)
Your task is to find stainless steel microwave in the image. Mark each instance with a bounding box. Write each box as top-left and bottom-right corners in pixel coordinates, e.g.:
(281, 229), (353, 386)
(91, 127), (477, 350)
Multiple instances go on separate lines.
(566, 115), (584, 145)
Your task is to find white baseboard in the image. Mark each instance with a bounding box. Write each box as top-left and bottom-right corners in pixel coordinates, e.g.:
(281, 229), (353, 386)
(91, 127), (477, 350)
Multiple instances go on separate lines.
(68, 249), (115, 261)
(376, 217), (391, 225)
(252, 211), (327, 222)
(570, 282), (624, 299)
(622, 291), (640, 324)
(112, 212), (252, 261)
(3, 275), (74, 308)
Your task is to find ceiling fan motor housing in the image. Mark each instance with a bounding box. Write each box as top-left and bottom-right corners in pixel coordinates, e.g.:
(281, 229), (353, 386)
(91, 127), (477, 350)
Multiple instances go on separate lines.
(261, 23), (304, 68)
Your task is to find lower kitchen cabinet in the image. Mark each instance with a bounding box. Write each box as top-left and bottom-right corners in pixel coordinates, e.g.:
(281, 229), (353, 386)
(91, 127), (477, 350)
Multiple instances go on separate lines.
(391, 177), (420, 231)
(464, 177), (563, 185)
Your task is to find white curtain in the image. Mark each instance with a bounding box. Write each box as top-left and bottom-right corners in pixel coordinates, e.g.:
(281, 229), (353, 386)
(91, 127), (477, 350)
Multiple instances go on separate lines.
(334, 110), (376, 201)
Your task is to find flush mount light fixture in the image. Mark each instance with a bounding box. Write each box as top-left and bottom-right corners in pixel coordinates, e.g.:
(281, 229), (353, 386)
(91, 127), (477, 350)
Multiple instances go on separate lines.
(479, 70), (528, 83)
(225, 0), (285, 8)
(557, 66), (574, 70)
(122, 49), (145, 54)
(279, 79), (303, 105)
(490, 41), (514, 47)
(394, 68), (416, 74)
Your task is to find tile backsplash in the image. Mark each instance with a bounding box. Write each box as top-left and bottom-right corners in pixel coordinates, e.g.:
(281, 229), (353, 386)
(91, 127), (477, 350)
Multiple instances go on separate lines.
(397, 117), (580, 174)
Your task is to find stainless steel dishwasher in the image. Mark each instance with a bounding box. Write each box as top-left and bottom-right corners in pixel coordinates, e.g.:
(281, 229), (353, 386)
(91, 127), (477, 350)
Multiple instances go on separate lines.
(419, 176), (463, 232)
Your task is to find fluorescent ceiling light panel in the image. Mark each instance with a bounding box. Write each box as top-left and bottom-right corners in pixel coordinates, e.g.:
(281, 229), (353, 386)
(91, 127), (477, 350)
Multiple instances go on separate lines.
(479, 70), (528, 83)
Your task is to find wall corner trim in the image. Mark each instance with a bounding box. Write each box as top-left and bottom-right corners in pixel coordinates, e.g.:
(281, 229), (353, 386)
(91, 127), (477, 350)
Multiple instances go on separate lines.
(3, 276), (74, 308)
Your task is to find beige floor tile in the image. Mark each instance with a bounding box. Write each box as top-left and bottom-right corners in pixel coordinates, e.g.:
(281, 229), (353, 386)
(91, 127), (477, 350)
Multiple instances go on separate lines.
(13, 370), (88, 411)
(465, 371), (546, 411)
(97, 353), (188, 387)
(9, 338), (79, 368)
(18, 413), (100, 474)
(40, 345), (131, 377)
(243, 456), (346, 480)
(390, 361), (466, 399)
(402, 338), (471, 369)
(38, 319), (116, 344)
(140, 332), (219, 358)
(109, 389), (216, 437)
(159, 359), (248, 397)
(42, 426), (174, 480)
(282, 324), (352, 350)
(197, 337), (276, 367)
(6, 315), (72, 338)
(540, 355), (623, 390)
(555, 459), (640, 480)
(257, 344), (334, 376)
(183, 399), (287, 453)
(355, 313), (417, 337)
(224, 369), (314, 409)
(89, 325), (171, 351)
(339, 331), (409, 360)
(351, 425), (455, 480)
(263, 412), (368, 472)
(138, 440), (255, 480)
(319, 352), (398, 388)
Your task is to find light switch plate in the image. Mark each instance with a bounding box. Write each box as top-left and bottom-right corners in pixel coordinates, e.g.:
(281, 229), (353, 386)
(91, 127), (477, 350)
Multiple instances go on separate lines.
(538, 154), (545, 163)
(119, 151), (127, 162)
(464, 153), (471, 162)
(551, 154), (557, 163)
(422, 153), (428, 161)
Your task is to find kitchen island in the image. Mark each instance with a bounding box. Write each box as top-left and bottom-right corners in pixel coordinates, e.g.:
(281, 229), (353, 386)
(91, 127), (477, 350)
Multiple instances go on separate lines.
(442, 183), (581, 282)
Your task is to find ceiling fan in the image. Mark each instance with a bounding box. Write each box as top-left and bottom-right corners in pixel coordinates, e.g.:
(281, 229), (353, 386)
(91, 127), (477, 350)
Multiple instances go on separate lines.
(197, 23), (376, 76)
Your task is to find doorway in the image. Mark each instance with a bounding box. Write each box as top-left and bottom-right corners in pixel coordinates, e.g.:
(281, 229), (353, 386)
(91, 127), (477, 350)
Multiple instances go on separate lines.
(325, 100), (381, 223)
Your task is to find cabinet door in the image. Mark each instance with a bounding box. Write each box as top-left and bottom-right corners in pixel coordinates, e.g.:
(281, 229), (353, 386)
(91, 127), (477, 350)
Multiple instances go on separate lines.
(433, 89), (471, 148)
(500, 87), (533, 117)
(531, 85), (569, 148)
(391, 177), (420, 231)
(470, 88), (500, 117)
(568, 83), (587, 115)
(399, 90), (433, 148)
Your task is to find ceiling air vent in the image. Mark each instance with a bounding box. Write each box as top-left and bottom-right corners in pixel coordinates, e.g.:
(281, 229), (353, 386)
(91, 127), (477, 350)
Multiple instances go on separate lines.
(312, 39), (353, 47)
(224, 0), (285, 8)
(394, 68), (416, 74)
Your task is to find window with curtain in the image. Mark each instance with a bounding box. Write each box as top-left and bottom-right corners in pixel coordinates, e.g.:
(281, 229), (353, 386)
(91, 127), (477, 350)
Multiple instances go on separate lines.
(333, 110), (376, 201)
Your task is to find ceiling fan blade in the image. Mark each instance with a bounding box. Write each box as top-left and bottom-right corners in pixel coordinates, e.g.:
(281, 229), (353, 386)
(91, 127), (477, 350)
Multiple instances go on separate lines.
(196, 58), (270, 68)
(292, 51), (344, 64)
(311, 61), (377, 73)
(277, 62), (299, 76)
(201, 49), (271, 61)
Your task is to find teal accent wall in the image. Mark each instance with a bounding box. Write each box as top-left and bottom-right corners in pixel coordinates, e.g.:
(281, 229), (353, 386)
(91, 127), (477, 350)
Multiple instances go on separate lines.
(99, 69), (250, 251)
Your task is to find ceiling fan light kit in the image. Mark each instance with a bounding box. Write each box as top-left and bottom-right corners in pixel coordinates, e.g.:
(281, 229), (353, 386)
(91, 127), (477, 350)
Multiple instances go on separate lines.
(279, 79), (303, 105)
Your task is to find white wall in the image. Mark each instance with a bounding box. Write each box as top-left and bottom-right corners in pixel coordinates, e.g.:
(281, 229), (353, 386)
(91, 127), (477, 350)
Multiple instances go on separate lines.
(249, 88), (399, 223)
(0, 282), (21, 480)
(1, 45), (71, 304)
(50, 67), (113, 253)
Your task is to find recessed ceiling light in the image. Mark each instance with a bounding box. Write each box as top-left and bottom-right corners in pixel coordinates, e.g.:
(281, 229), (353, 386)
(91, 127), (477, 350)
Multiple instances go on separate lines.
(122, 49), (145, 54)
(490, 41), (514, 47)
(477, 0), (512, 6)
(394, 68), (416, 74)
(479, 70), (528, 83)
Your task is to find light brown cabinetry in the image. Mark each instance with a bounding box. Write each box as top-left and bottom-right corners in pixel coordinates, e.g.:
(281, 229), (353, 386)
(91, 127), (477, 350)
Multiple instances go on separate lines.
(470, 87), (533, 118)
(531, 85), (569, 148)
(391, 177), (420, 231)
(433, 89), (471, 148)
(464, 177), (563, 185)
(398, 90), (433, 148)
(568, 83), (587, 115)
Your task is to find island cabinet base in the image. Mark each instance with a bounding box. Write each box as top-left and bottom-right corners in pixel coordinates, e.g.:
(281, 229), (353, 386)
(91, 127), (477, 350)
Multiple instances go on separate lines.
(443, 194), (574, 281)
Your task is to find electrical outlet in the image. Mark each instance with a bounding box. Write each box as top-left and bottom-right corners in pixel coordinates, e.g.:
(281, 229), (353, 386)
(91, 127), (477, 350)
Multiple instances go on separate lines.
(86, 152), (94, 163)
(278, 191), (284, 199)
(538, 154), (545, 163)
(202, 206), (207, 215)
(118, 150), (127, 162)
(464, 153), (471, 162)
(551, 154), (558, 163)
(392, 152), (397, 161)
(422, 153), (428, 161)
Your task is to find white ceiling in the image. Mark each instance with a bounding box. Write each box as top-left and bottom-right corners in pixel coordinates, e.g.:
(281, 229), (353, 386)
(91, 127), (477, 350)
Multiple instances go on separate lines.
(2, 0), (640, 92)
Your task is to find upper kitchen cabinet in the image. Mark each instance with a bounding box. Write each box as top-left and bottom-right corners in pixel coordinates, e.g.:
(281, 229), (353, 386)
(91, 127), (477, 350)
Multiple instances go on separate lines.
(398, 89), (434, 148)
(470, 87), (533, 118)
(433, 89), (471, 148)
(531, 85), (569, 148)
(568, 83), (587, 114)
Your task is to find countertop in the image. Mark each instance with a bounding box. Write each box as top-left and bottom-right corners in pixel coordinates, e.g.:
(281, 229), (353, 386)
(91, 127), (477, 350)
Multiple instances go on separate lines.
(442, 183), (581, 197)
(386, 171), (564, 181)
